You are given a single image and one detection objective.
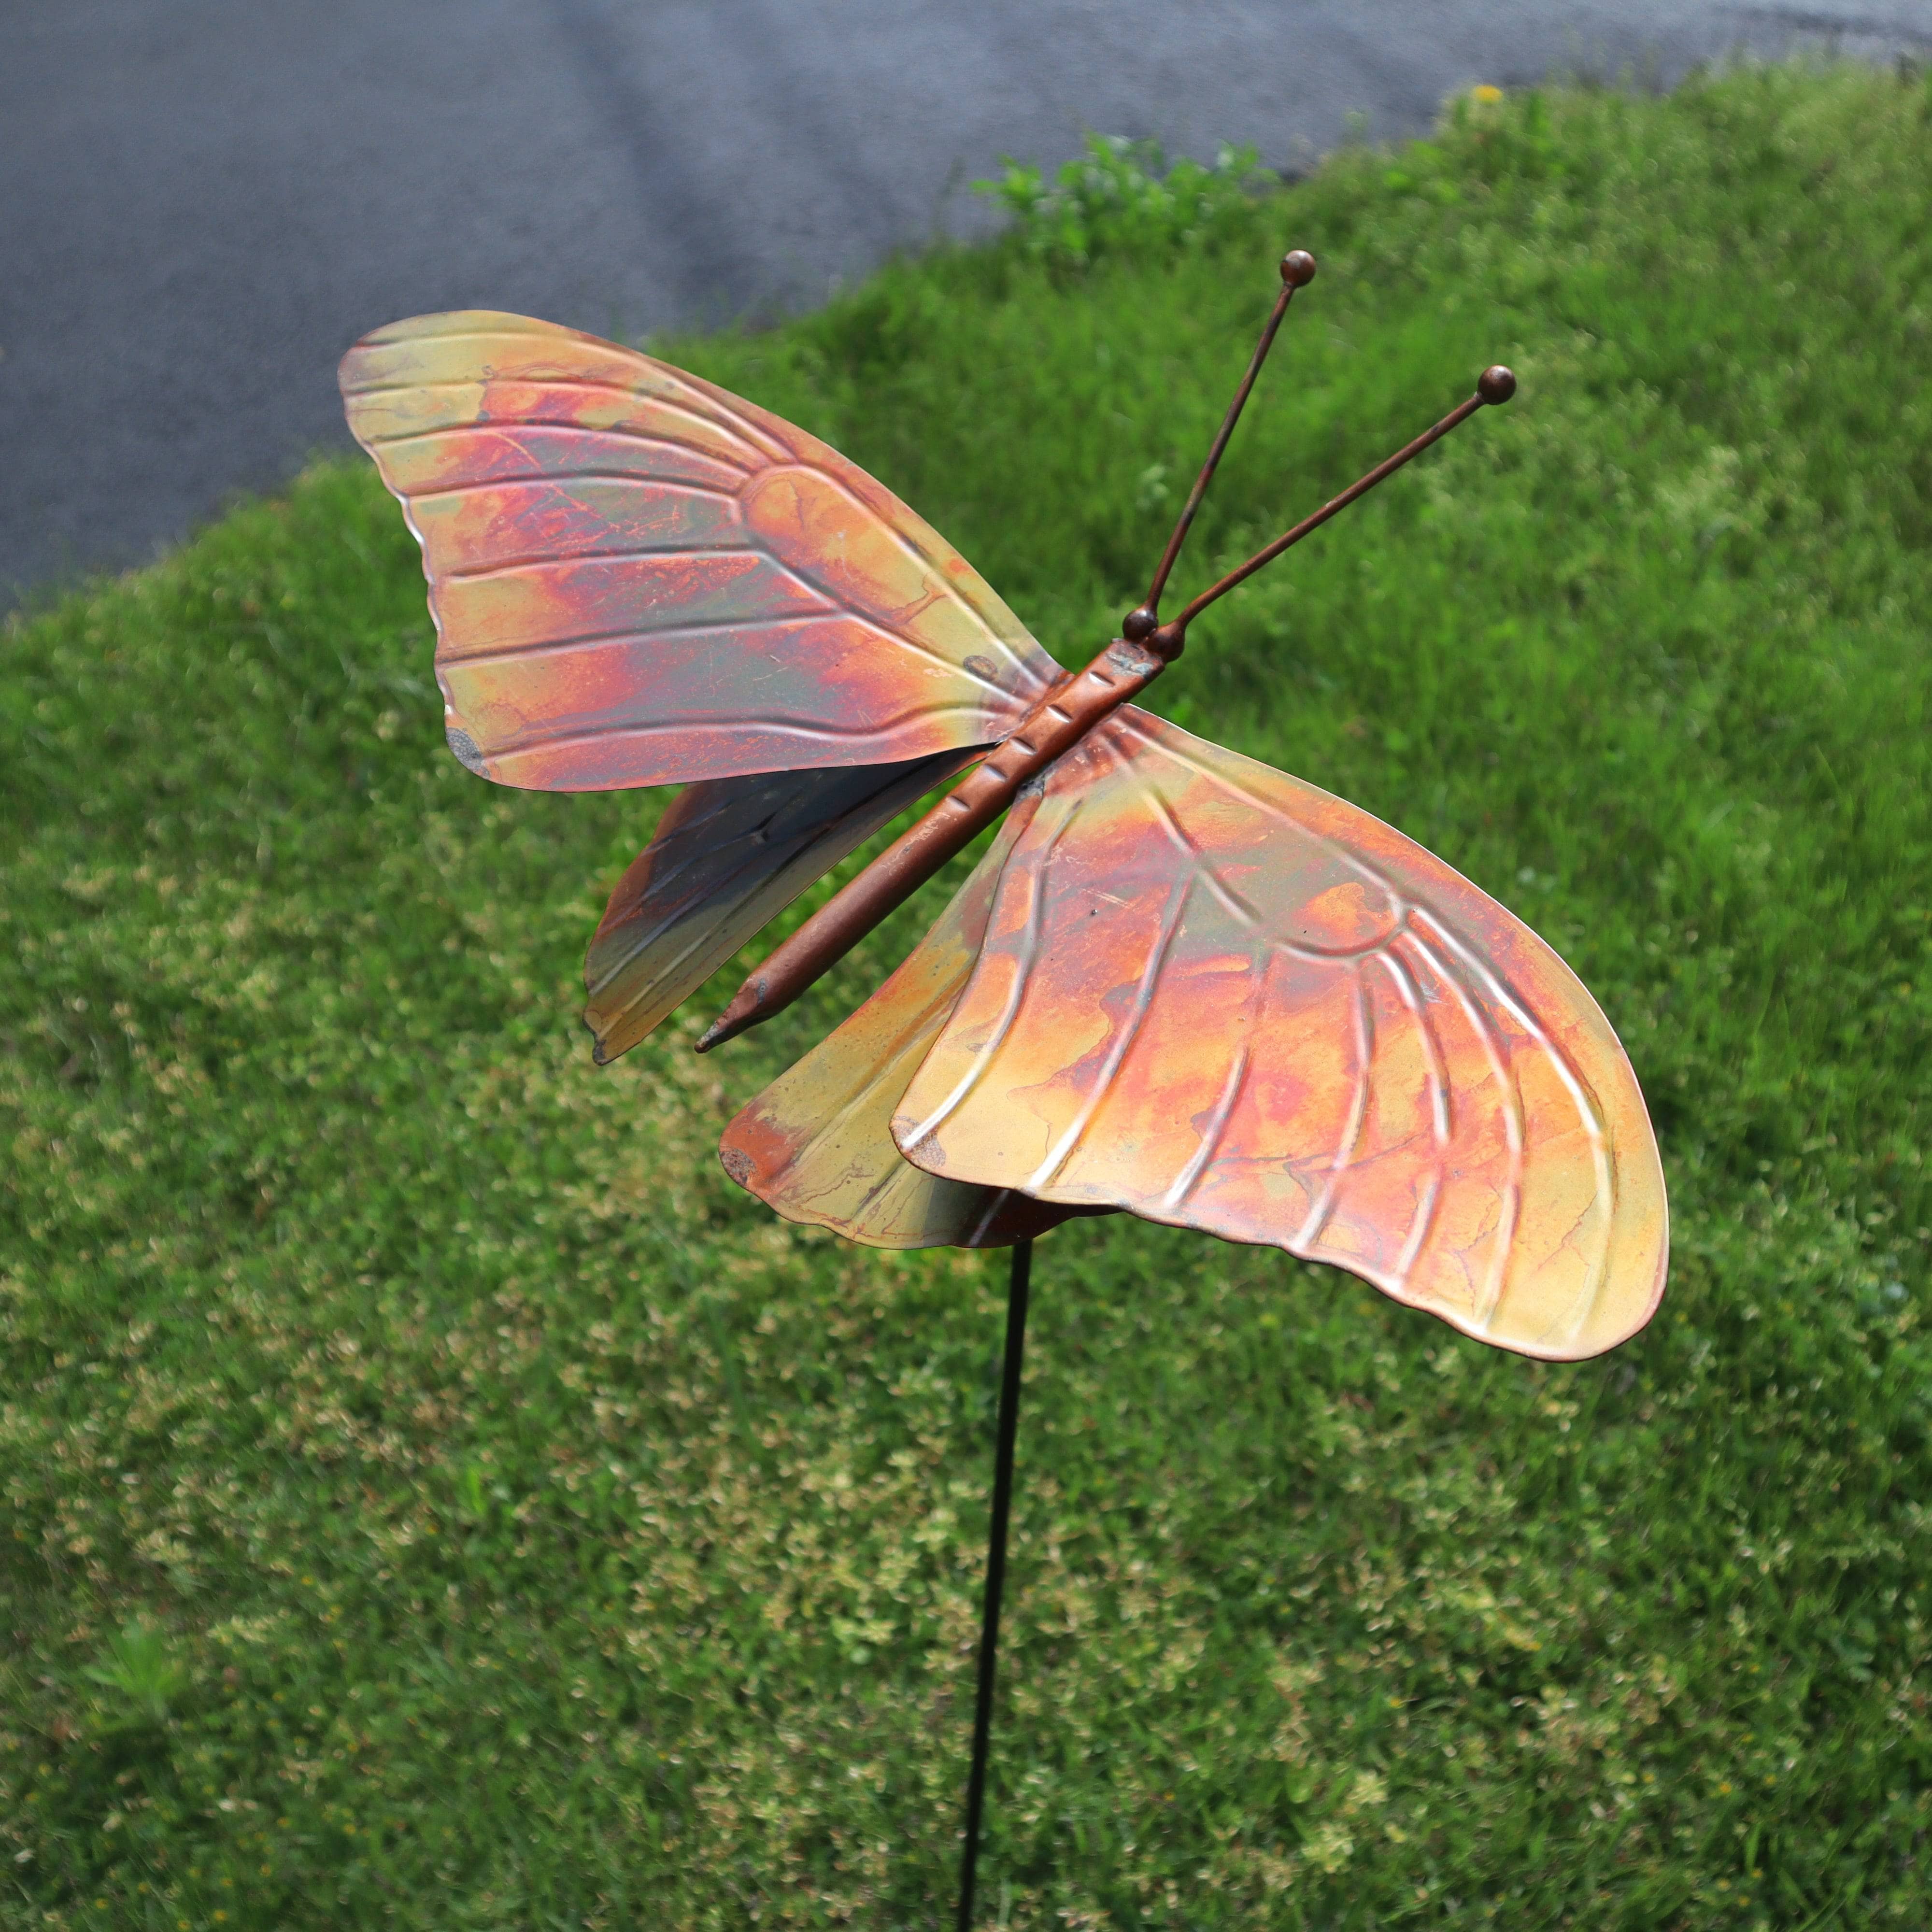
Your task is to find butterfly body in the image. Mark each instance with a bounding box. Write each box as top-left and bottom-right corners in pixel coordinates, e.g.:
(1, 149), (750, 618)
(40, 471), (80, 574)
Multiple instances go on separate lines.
(696, 633), (1168, 1048)
(341, 296), (1666, 1363)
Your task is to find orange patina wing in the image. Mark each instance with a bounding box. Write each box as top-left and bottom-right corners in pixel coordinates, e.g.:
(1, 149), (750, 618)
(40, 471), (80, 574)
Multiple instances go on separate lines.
(891, 708), (1667, 1360)
(718, 799), (1112, 1250)
(339, 311), (1061, 790)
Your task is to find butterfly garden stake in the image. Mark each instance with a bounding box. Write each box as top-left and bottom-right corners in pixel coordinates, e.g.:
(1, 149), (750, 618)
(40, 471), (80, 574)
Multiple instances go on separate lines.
(341, 247), (1667, 1925)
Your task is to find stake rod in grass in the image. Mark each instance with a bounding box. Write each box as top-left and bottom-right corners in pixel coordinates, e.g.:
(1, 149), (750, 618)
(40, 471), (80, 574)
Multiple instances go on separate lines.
(342, 245), (1668, 1919)
(957, 1236), (1031, 1932)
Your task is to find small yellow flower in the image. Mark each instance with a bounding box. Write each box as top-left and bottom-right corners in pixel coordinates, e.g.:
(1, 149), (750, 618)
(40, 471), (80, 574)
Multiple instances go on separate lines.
(1472, 84), (1504, 104)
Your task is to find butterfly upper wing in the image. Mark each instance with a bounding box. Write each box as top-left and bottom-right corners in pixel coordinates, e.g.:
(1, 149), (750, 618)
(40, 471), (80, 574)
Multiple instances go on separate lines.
(718, 800), (1112, 1249)
(583, 748), (977, 1063)
(339, 311), (1062, 790)
(891, 707), (1667, 1360)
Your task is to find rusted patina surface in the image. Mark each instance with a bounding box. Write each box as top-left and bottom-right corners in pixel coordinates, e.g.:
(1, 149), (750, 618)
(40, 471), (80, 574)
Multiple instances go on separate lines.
(720, 804), (1110, 1249)
(584, 747), (977, 1063)
(890, 706), (1666, 1361)
(339, 311), (1061, 791)
(696, 638), (1166, 1050)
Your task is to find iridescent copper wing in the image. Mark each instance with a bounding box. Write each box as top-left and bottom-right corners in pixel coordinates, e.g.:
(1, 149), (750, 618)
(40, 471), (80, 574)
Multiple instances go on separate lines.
(339, 312), (1061, 791)
(888, 707), (1667, 1360)
(341, 311), (1067, 1054)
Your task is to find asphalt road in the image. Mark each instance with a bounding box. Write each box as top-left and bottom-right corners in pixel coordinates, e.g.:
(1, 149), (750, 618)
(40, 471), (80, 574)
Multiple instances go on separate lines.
(6, 1), (1930, 600)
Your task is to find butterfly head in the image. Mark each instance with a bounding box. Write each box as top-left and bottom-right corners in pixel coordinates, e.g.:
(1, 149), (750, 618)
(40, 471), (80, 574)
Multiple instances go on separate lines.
(1120, 602), (1181, 660)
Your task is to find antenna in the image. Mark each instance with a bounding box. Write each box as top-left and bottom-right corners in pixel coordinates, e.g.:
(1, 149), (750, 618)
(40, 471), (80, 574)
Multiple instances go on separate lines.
(1122, 249), (1317, 646)
(1146, 365), (1516, 659)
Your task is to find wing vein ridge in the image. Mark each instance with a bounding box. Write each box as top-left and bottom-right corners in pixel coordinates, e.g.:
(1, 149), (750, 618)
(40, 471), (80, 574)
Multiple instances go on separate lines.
(438, 604), (1021, 695)
(586, 853), (782, 1006)
(352, 381), (770, 462)
(1162, 1035), (1253, 1213)
(1409, 908), (1614, 1343)
(1031, 865), (1195, 1193)
(1399, 924), (1521, 1325)
(361, 424), (751, 481)
(490, 710), (997, 759)
(673, 374), (798, 464)
(1111, 712), (1403, 904)
(753, 515), (1050, 699)
(1376, 948), (1451, 1287)
(1295, 961), (1374, 1249)
(404, 471), (744, 504)
(439, 539), (754, 584)
(898, 798), (1079, 1149)
(786, 1030), (955, 1181)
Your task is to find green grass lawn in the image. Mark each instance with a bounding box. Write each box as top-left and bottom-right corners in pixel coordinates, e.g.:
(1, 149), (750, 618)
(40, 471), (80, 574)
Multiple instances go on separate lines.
(5, 62), (1932, 1932)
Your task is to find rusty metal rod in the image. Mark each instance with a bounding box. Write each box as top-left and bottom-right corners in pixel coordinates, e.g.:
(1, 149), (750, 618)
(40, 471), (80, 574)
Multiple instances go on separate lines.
(1126, 249), (1316, 640)
(695, 640), (1166, 1052)
(1150, 366), (1516, 656)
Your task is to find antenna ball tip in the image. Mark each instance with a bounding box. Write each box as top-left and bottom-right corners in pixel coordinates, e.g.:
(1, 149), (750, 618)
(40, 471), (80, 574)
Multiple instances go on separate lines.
(1477, 365), (1517, 405)
(1279, 249), (1317, 287)
(1122, 605), (1159, 643)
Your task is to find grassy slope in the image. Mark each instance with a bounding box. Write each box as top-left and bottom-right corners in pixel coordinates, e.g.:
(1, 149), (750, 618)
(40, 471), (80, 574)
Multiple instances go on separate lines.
(4, 64), (1931, 1932)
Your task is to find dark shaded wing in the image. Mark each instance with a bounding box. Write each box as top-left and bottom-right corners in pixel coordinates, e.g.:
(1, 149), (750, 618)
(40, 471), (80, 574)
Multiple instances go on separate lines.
(584, 747), (977, 1062)
(339, 311), (1062, 790)
(892, 707), (1667, 1360)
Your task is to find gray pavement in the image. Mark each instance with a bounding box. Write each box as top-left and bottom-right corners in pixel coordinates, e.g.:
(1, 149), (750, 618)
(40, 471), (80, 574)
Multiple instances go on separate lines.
(5, 1), (1930, 601)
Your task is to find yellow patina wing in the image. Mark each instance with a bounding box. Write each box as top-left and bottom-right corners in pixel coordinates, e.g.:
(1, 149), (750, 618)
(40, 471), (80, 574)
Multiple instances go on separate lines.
(341, 311), (1061, 791)
(719, 797), (1112, 1250)
(891, 707), (1667, 1359)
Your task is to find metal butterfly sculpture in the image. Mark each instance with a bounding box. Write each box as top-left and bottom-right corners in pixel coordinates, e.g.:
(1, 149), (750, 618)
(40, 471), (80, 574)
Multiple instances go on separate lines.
(342, 246), (1666, 1920)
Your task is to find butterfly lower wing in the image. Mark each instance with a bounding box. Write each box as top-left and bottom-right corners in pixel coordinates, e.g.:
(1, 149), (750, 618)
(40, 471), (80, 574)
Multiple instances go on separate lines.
(339, 311), (1061, 790)
(892, 707), (1666, 1360)
(585, 747), (977, 1062)
(718, 799), (1112, 1249)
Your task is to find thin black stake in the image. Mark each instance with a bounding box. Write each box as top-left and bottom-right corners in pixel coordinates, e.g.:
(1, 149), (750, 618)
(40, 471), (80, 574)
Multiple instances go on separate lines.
(956, 1235), (1034, 1932)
